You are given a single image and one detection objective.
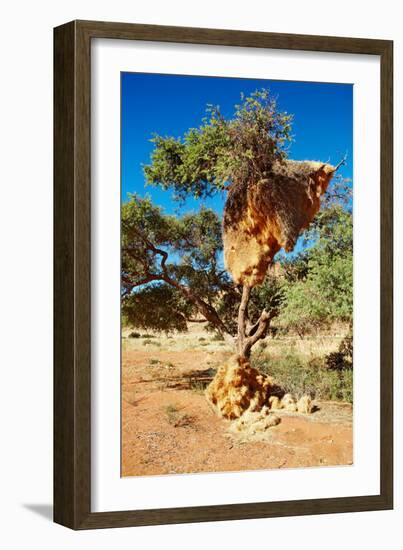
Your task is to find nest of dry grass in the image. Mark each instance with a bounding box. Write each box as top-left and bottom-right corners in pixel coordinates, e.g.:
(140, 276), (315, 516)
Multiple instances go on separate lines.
(223, 160), (335, 285)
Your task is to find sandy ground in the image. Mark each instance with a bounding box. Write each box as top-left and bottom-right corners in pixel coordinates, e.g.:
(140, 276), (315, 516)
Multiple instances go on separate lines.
(121, 334), (353, 477)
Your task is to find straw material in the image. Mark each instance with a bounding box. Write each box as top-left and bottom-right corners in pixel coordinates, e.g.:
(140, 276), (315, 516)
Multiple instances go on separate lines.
(223, 160), (336, 286)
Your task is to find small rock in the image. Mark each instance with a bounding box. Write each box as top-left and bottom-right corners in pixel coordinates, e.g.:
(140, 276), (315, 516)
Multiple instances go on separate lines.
(296, 395), (313, 414)
(268, 396), (282, 410)
(281, 393), (297, 412)
(228, 407), (281, 440)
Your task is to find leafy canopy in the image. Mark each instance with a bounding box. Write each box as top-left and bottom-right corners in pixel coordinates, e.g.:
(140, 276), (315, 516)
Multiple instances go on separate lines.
(122, 194), (223, 290)
(279, 205), (353, 334)
(121, 194), (282, 335)
(144, 89), (293, 201)
(123, 89), (351, 340)
(122, 194), (352, 337)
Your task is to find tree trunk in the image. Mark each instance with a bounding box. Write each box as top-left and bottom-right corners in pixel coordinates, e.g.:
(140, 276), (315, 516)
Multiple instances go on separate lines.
(205, 284), (275, 419)
(236, 284), (273, 358)
(237, 285), (251, 357)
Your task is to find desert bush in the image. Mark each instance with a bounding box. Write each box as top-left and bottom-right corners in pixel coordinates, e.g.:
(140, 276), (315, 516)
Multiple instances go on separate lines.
(279, 206), (353, 336)
(128, 331), (141, 338)
(325, 352), (348, 371)
(339, 333), (353, 358)
(188, 367), (217, 394)
(165, 404), (196, 427)
(165, 404), (179, 424)
(252, 350), (353, 403)
(189, 379), (207, 394)
(142, 336), (161, 347)
(325, 331), (353, 370)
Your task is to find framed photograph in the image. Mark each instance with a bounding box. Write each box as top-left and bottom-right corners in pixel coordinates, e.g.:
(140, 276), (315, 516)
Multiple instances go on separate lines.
(54, 20), (393, 530)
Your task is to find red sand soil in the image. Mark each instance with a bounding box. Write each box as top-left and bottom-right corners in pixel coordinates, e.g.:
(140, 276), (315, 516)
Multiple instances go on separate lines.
(121, 349), (352, 477)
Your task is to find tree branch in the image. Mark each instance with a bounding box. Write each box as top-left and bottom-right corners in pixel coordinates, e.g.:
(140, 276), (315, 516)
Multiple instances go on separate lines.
(237, 285), (251, 354)
(243, 308), (277, 357)
(162, 272), (231, 340)
(123, 228), (233, 341)
(176, 312), (208, 324)
(332, 152), (348, 173)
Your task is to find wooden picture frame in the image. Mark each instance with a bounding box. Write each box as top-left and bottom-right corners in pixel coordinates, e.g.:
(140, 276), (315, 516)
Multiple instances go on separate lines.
(54, 20), (393, 530)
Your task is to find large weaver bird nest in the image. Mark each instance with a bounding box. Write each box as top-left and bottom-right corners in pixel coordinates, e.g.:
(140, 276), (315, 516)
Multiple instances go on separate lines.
(223, 160), (337, 286)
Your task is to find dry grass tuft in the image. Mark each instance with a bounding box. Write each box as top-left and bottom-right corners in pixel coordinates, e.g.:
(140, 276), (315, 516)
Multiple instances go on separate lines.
(165, 404), (197, 428)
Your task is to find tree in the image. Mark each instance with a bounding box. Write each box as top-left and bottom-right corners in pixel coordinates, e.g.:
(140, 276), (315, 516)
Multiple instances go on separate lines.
(122, 195), (231, 340)
(138, 90), (293, 358)
(123, 87), (350, 414)
(144, 89), (293, 201)
(279, 204), (353, 336)
(122, 194), (283, 346)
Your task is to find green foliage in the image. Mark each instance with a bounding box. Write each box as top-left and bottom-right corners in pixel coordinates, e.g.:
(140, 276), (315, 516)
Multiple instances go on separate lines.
(252, 351), (353, 403)
(122, 194), (234, 334)
(123, 89), (352, 348)
(325, 331), (353, 370)
(122, 194), (283, 336)
(144, 90), (293, 201)
(123, 284), (190, 333)
(122, 193), (352, 340)
(122, 194), (225, 289)
(208, 273), (284, 336)
(248, 277), (285, 322)
(279, 205), (353, 335)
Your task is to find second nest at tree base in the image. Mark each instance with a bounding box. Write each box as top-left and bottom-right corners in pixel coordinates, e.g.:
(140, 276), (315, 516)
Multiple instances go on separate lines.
(223, 160), (336, 286)
(205, 355), (313, 421)
(205, 356), (272, 419)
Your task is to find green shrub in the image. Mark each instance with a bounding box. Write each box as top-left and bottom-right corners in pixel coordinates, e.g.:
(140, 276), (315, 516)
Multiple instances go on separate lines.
(252, 350), (353, 403)
(325, 332), (353, 370)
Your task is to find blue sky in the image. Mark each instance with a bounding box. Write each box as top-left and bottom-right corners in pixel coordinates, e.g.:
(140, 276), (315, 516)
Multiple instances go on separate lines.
(121, 72), (353, 218)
